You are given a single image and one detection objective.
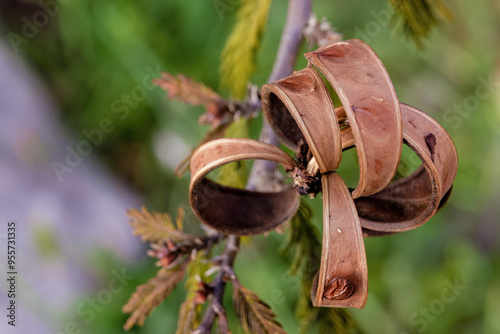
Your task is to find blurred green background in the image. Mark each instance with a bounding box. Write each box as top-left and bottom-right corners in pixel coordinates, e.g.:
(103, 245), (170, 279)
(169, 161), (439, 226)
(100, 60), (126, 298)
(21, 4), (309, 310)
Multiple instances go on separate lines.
(0, 0), (499, 333)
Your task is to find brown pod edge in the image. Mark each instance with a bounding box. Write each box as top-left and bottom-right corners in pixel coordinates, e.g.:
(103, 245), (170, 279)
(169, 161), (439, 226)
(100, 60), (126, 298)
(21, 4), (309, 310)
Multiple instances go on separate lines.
(311, 172), (369, 308)
(189, 138), (300, 236)
(305, 39), (403, 199)
(262, 67), (342, 172)
(357, 103), (458, 235)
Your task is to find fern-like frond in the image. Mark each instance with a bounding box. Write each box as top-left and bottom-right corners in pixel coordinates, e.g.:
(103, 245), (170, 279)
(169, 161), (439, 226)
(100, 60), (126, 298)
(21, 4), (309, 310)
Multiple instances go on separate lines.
(123, 266), (185, 330)
(128, 207), (189, 243)
(154, 72), (233, 130)
(388, 0), (452, 47)
(154, 73), (220, 107)
(220, 0), (272, 99)
(233, 285), (287, 334)
(176, 251), (211, 334)
(279, 199), (320, 277)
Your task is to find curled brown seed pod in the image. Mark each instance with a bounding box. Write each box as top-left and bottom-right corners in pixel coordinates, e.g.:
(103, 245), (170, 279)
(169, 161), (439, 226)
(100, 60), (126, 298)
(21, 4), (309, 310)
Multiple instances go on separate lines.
(188, 39), (458, 309)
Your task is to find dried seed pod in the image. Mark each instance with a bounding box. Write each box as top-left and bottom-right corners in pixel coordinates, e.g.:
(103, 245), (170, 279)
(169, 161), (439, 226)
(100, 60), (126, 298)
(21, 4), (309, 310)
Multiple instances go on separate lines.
(262, 67), (343, 172)
(312, 172), (368, 308)
(261, 39), (456, 308)
(189, 39), (458, 310)
(356, 103), (458, 235)
(189, 138), (300, 235)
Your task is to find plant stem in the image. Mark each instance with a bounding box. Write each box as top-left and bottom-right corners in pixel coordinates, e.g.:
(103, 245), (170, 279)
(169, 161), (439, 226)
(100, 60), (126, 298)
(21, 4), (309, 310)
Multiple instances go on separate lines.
(195, 0), (311, 331)
(268, 0), (312, 83)
(247, 0), (312, 191)
(196, 235), (239, 334)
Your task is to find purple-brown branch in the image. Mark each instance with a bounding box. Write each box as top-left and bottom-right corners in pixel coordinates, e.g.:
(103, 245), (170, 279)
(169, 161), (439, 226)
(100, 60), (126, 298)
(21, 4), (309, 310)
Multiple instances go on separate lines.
(195, 235), (239, 334)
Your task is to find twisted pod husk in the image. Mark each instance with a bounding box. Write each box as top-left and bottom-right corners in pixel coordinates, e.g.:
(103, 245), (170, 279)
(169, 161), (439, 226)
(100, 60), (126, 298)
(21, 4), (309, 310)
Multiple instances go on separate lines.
(189, 39), (458, 309)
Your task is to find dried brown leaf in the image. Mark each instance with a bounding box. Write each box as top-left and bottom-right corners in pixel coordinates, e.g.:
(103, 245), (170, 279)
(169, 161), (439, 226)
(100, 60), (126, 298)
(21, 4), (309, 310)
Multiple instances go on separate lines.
(123, 266), (185, 330)
(176, 299), (199, 334)
(233, 286), (287, 334)
(154, 73), (220, 107)
(154, 73), (230, 128)
(128, 207), (189, 243)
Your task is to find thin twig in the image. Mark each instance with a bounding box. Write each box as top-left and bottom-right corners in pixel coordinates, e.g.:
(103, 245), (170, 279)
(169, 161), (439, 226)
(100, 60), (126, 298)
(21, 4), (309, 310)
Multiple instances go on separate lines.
(196, 235), (239, 334)
(173, 233), (226, 254)
(194, 0), (312, 332)
(213, 299), (231, 334)
(148, 233), (225, 268)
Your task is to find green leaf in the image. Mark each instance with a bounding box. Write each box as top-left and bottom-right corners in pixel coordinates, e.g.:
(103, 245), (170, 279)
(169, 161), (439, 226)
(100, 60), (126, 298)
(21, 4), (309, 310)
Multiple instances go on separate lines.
(176, 251), (211, 334)
(220, 0), (272, 99)
(388, 0), (453, 47)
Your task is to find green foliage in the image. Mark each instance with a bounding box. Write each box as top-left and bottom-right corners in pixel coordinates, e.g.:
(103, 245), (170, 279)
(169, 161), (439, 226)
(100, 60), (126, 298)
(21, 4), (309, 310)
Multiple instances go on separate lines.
(221, 0), (273, 99)
(279, 199), (321, 277)
(281, 199), (361, 334)
(388, 0), (452, 47)
(297, 302), (360, 334)
(176, 251), (211, 334)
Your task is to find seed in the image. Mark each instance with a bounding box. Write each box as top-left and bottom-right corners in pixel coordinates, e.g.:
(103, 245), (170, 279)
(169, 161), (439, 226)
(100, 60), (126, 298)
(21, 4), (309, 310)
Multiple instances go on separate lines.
(323, 277), (354, 300)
